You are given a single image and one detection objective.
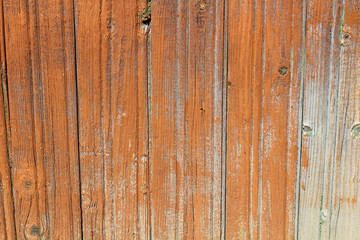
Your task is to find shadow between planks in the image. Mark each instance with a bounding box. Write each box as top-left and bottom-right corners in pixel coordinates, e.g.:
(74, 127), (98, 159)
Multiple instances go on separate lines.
(0, 0), (359, 239)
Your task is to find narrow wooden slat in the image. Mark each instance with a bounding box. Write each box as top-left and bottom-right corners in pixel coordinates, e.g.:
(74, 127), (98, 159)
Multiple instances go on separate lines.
(75, 0), (150, 238)
(297, 0), (343, 238)
(150, 0), (225, 238)
(0, 0), (15, 237)
(74, 0), (109, 237)
(137, 1), (151, 239)
(226, 0), (304, 238)
(149, 2), (181, 238)
(3, 0), (82, 238)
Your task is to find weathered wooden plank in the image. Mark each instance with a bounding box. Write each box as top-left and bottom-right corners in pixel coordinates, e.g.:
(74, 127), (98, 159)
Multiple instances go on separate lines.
(226, 0), (304, 238)
(3, 0), (82, 238)
(150, 0), (225, 238)
(323, 0), (360, 239)
(0, 0), (15, 237)
(297, 0), (343, 238)
(75, 0), (150, 238)
(226, 0), (265, 238)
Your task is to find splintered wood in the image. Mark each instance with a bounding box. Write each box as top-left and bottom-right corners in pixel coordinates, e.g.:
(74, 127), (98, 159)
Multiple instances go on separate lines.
(0, 0), (359, 239)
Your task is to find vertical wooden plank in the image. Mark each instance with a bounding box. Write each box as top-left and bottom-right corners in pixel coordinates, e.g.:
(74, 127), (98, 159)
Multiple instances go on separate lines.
(3, 0), (45, 237)
(74, 0), (109, 237)
(75, 0), (150, 238)
(3, 0), (82, 238)
(0, 0), (15, 237)
(149, 2), (180, 238)
(324, 0), (360, 238)
(297, 0), (343, 238)
(150, 0), (225, 239)
(226, 0), (264, 238)
(37, 1), (82, 238)
(226, 0), (304, 239)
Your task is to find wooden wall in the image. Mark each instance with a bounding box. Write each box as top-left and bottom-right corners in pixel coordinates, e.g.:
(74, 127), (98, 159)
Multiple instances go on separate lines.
(0, 0), (359, 239)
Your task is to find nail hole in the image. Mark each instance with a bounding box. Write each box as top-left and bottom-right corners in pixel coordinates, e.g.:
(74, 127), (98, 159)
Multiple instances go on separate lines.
(344, 32), (351, 40)
(303, 125), (313, 137)
(227, 81), (232, 86)
(351, 123), (360, 137)
(278, 66), (288, 75)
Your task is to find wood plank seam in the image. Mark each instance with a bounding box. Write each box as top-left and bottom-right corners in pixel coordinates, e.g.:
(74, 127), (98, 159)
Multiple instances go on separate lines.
(71, 0), (84, 238)
(221, 0), (229, 238)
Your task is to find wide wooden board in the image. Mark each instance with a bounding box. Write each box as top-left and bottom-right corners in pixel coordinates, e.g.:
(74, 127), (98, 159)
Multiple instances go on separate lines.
(226, 0), (304, 238)
(150, 0), (225, 238)
(3, 0), (82, 238)
(75, 0), (150, 238)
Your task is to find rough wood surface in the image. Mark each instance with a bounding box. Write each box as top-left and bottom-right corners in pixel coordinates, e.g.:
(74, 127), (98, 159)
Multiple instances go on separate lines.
(75, 0), (150, 238)
(0, 0), (359, 239)
(297, 0), (360, 239)
(150, 0), (225, 239)
(226, 0), (304, 239)
(323, 0), (360, 239)
(297, 0), (343, 239)
(3, 0), (82, 238)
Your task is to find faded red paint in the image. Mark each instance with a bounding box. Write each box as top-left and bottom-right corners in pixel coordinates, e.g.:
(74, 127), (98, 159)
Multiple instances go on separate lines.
(0, 0), (359, 239)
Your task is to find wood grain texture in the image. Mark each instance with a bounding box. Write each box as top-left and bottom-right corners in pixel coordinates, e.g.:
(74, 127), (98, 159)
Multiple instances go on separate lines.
(226, 0), (304, 239)
(297, 0), (343, 238)
(0, 0), (359, 239)
(3, 0), (82, 238)
(150, 0), (225, 239)
(0, 0), (15, 237)
(75, 0), (150, 238)
(322, 0), (360, 239)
